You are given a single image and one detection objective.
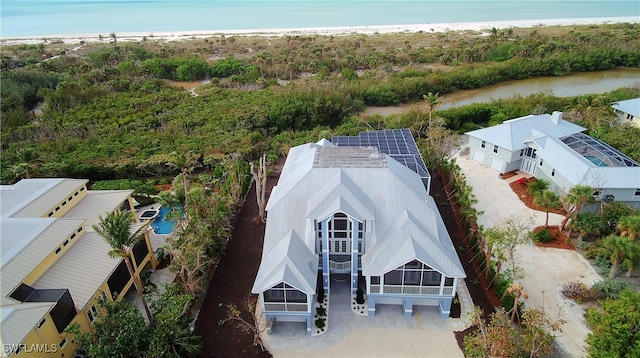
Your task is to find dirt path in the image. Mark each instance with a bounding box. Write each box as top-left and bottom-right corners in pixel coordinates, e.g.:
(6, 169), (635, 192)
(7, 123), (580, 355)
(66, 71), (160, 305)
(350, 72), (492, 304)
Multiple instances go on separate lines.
(194, 177), (276, 357)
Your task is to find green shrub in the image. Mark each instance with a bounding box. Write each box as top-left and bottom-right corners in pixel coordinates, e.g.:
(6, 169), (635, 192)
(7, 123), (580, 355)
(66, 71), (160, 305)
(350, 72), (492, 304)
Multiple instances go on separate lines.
(356, 287), (365, 305)
(315, 307), (326, 317)
(533, 228), (553, 243)
(314, 318), (326, 330)
(592, 278), (629, 300)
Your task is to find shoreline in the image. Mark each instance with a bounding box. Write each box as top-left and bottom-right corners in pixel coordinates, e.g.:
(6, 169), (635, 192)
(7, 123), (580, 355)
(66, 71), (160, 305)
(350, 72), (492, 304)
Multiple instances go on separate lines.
(2, 16), (638, 45)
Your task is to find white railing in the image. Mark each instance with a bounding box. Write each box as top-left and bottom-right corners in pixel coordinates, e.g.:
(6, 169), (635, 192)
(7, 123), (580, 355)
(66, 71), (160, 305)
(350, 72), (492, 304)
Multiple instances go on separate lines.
(369, 285), (454, 295)
(329, 260), (351, 271)
(264, 303), (309, 312)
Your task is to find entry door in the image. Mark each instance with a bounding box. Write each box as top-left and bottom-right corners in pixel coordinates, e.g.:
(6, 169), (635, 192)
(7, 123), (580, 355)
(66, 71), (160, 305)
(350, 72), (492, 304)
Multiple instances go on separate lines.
(521, 159), (536, 175)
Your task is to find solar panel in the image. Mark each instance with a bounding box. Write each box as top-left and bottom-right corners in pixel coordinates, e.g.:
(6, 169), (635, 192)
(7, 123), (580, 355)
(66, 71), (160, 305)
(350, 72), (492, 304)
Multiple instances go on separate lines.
(331, 129), (431, 184)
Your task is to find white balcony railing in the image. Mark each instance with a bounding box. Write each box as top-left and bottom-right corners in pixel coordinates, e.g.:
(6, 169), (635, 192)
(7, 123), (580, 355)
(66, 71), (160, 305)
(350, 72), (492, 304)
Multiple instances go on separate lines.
(264, 302), (309, 312)
(369, 285), (454, 296)
(329, 260), (351, 272)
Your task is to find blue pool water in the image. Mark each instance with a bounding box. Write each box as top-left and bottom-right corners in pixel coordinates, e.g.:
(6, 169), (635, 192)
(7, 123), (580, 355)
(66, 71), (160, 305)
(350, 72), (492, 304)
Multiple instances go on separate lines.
(151, 207), (174, 234)
(584, 155), (609, 167)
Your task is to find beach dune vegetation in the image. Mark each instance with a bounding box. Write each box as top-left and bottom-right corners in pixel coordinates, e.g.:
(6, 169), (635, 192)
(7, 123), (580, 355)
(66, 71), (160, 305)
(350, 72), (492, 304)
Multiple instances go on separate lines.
(1, 23), (640, 183)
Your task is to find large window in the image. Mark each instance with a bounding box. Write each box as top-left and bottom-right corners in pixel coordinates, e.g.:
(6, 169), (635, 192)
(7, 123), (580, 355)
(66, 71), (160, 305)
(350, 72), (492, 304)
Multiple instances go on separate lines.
(524, 147), (537, 159)
(264, 283), (307, 303)
(316, 213), (364, 254)
(383, 260), (443, 287)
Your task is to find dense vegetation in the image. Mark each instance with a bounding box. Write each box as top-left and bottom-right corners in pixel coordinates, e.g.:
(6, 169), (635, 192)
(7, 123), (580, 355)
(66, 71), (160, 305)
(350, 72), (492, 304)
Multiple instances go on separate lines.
(2, 23), (640, 184)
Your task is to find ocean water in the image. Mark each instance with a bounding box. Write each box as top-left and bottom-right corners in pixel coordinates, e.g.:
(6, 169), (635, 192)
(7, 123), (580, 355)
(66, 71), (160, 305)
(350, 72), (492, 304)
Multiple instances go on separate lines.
(1, 0), (638, 38)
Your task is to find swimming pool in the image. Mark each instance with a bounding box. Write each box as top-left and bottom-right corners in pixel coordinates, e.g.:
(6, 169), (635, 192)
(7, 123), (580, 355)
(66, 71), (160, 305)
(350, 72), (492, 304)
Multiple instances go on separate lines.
(584, 155), (609, 167)
(151, 207), (174, 234)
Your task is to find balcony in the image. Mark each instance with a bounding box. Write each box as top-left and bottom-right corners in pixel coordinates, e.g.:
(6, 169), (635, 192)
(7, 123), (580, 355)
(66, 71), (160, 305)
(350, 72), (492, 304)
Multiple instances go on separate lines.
(264, 303), (309, 312)
(370, 285), (454, 296)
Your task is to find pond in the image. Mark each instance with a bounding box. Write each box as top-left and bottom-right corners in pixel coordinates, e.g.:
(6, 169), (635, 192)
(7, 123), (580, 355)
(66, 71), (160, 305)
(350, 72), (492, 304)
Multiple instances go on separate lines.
(362, 67), (640, 117)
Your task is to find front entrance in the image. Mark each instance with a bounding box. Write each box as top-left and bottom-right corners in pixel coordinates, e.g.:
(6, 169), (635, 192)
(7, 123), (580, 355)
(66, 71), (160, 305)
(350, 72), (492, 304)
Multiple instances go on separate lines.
(521, 158), (537, 175)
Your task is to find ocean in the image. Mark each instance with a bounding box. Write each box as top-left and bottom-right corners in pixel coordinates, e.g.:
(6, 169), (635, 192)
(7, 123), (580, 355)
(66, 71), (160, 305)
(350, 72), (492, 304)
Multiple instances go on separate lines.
(1, 0), (639, 38)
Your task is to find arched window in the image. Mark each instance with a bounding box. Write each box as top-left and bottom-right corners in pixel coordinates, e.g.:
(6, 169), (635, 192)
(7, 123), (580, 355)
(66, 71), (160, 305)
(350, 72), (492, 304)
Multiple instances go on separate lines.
(316, 212), (364, 254)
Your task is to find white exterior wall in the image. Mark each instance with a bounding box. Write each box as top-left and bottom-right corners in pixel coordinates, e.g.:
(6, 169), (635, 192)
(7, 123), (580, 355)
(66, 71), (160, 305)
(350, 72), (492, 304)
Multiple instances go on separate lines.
(467, 136), (515, 174)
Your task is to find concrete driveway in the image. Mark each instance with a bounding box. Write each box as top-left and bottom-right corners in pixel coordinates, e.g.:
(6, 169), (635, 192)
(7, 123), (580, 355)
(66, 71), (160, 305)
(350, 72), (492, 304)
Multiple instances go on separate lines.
(454, 145), (601, 358)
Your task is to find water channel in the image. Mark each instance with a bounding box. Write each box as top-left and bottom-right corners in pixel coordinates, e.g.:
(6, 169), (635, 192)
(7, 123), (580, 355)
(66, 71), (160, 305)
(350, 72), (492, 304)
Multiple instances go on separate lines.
(362, 67), (640, 117)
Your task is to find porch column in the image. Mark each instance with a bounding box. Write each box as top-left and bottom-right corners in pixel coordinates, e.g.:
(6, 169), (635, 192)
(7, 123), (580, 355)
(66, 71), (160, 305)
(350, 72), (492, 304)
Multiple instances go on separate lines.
(321, 218), (330, 293)
(350, 218), (359, 294)
(439, 274), (445, 295)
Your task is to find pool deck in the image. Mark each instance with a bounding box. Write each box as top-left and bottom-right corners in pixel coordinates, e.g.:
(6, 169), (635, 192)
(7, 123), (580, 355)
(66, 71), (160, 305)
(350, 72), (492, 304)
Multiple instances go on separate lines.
(135, 203), (171, 252)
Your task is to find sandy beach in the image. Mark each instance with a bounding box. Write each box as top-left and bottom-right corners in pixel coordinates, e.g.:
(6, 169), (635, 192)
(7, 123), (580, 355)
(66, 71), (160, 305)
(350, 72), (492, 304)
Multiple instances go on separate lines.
(2, 16), (638, 46)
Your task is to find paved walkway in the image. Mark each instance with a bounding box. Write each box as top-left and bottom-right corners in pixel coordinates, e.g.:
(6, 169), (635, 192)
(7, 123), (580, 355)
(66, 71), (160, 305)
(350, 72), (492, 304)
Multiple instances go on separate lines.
(454, 144), (601, 357)
(264, 278), (465, 357)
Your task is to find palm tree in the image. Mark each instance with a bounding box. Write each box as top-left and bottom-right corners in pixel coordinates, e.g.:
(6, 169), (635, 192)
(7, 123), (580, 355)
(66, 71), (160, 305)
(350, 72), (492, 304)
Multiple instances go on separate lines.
(561, 185), (595, 231)
(535, 189), (561, 227)
(93, 211), (153, 324)
(528, 178), (550, 198)
(8, 147), (40, 182)
(590, 235), (640, 278)
(617, 215), (640, 240)
(422, 92), (440, 123)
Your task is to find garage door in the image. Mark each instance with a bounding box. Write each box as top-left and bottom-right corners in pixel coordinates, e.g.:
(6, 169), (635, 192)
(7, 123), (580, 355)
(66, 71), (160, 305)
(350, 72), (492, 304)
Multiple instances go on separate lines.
(472, 150), (484, 164)
(490, 157), (504, 172)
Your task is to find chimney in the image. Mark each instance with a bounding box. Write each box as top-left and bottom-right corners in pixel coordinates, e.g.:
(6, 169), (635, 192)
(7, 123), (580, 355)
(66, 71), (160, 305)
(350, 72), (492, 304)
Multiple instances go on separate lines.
(551, 111), (562, 124)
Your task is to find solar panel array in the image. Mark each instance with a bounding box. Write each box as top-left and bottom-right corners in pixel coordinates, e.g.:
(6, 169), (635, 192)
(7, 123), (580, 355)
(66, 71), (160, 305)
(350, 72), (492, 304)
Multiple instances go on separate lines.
(332, 129), (430, 184)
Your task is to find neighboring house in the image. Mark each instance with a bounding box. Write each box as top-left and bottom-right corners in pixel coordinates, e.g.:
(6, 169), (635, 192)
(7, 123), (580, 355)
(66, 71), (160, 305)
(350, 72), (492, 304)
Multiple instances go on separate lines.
(251, 131), (465, 335)
(1, 179), (156, 357)
(611, 97), (640, 127)
(466, 111), (640, 210)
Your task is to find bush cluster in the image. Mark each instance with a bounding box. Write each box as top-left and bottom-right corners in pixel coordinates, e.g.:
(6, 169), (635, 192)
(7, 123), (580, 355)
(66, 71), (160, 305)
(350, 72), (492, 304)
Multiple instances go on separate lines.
(561, 281), (598, 303)
(533, 228), (553, 243)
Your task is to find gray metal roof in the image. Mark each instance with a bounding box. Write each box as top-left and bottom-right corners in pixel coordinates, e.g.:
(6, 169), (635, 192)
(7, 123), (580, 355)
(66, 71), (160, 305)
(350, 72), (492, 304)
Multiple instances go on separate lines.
(62, 190), (133, 230)
(305, 170), (375, 222)
(362, 209), (466, 277)
(4, 179), (88, 218)
(253, 140), (465, 294)
(611, 97), (640, 118)
(32, 232), (121, 309)
(1, 219), (85, 297)
(251, 230), (318, 294)
(466, 111), (585, 151)
(1, 302), (54, 351)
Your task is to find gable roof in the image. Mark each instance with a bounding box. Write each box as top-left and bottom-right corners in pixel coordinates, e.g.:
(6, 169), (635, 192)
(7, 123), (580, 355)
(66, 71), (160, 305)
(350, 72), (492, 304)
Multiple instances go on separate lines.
(253, 142), (466, 295)
(362, 209), (465, 277)
(611, 97), (640, 118)
(1, 219), (85, 297)
(251, 230), (318, 294)
(32, 232), (122, 309)
(1, 302), (55, 350)
(1, 179), (87, 218)
(466, 112), (585, 151)
(305, 170), (374, 221)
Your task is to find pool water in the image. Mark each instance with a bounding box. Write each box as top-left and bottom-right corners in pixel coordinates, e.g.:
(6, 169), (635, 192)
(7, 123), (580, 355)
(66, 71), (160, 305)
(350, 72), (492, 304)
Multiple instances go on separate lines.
(584, 155), (609, 167)
(151, 207), (174, 234)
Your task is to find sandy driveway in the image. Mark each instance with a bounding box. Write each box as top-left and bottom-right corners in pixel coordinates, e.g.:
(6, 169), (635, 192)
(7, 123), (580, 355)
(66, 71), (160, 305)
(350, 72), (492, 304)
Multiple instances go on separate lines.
(454, 146), (601, 357)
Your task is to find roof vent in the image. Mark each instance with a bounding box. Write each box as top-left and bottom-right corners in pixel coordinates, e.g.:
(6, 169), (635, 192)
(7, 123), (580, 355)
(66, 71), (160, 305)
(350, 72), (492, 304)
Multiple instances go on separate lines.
(551, 111), (562, 124)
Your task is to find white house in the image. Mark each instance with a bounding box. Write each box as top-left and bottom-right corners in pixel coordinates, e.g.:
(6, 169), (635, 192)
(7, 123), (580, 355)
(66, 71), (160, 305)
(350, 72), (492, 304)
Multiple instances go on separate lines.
(611, 97), (640, 128)
(466, 112), (640, 210)
(251, 136), (465, 335)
